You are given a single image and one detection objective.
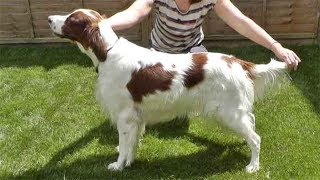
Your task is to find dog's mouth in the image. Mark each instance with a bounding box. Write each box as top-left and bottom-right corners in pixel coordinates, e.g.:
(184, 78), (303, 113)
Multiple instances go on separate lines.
(53, 32), (66, 38)
(52, 32), (76, 44)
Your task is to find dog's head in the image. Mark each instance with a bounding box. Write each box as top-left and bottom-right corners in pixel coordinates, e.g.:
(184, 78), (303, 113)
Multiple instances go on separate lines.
(48, 9), (105, 42)
(48, 9), (108, 63)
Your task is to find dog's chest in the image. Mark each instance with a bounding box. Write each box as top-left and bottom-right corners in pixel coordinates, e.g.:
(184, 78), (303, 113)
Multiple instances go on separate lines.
(139, 91), (206, 124)
(136, 79), (226, 124)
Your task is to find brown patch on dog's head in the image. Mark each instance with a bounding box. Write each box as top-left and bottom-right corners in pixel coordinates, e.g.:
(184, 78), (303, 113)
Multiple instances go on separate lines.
(183, 53), (208, 88)
(222, 55), (256, 80)
(126, 63), (176, 103)
(59, 10), (107, 61)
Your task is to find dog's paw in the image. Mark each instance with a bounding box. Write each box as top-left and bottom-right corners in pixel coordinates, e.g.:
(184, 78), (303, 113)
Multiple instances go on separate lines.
(125, 160), (132, 167)
(108, 162), (124, 171)
(245, 163), (259, 173)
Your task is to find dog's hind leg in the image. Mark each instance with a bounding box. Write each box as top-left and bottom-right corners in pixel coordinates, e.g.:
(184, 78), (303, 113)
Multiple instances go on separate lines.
(218, 109), (261, 173)
(242, 115), (260, 173)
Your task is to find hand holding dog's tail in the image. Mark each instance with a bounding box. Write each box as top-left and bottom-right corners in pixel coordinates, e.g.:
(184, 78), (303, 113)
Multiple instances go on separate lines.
(252, 59), (289, 100)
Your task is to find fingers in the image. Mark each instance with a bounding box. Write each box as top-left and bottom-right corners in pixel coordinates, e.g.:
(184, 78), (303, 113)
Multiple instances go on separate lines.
(288, 52), (297, 70)
(284, 50), (301, 71)
(287, 53), (294, 65)
(293, 52), (301, 71)
(290, 51), (301, 70)
(293, 52), (301, 62)
(282, 53), (293, 69)
(274, 47), (301, 71)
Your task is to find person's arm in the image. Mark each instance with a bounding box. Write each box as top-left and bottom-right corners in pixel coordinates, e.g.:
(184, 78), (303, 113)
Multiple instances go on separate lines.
(104, 0), (154, 31)
(214, 0), (301, 70)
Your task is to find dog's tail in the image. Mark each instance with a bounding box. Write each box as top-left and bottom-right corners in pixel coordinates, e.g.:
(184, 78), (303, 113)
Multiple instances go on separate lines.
(251, 59), (289, 100)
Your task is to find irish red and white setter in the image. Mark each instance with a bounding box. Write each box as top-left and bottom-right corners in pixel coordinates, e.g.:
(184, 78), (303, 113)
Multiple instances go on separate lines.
(49, 9), (288, 173)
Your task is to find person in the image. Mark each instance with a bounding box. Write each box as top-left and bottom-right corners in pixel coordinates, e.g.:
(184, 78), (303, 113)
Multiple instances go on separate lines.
(105, 0), (300, 70)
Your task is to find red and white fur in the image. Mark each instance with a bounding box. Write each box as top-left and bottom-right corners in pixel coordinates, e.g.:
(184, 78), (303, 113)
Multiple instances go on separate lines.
(48, 9), (288, 173)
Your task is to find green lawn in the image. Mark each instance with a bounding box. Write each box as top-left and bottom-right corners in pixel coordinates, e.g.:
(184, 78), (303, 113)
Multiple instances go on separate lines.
(0, 44), (319, 179)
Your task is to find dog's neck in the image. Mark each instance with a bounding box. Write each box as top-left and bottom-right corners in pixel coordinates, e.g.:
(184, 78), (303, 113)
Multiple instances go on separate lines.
(77, 20), (119, 69)
(98, 20), (119, 52)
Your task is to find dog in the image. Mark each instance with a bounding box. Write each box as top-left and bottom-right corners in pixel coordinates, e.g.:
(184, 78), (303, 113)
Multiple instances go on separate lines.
(48, 9), (288, 173)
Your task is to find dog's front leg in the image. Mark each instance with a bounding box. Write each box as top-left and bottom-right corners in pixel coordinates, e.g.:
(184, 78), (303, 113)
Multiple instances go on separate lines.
(108, 108), (142, 171)
(125, 121), (145, 167)
(107, 117), (129, 171)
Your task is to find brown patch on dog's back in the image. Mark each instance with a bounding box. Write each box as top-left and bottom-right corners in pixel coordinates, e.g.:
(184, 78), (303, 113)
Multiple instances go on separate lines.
(126, 63), (176, 103)
(222, 55), (256, 80)
(183, 53), (208, 88)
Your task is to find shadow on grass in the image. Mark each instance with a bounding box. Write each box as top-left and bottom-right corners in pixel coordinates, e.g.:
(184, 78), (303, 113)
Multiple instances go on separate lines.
(289, 46), (320, 115)
(0, 45), (92, 71)
(10, 118), (248, 179)
(3, 45), (318, 179)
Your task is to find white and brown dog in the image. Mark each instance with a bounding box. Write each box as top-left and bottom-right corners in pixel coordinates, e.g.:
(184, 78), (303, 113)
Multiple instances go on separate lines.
(49, 9), (288, 173)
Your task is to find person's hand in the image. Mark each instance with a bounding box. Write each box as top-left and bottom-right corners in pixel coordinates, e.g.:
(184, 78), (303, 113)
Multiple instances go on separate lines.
(270, 42), (301, 70)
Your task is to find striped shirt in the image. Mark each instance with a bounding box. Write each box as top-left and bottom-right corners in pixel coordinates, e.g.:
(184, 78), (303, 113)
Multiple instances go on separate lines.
(151, 0), (217, 53)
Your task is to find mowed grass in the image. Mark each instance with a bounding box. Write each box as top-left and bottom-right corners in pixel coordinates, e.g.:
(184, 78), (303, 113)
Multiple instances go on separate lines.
(0, 44), (319, 179)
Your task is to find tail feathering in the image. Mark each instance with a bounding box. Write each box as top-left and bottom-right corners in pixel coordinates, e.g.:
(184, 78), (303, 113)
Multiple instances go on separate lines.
(253, 58), (289, 101)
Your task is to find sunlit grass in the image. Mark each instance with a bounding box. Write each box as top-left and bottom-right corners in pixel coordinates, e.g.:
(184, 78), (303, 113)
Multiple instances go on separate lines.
(0, 45), (319, 179)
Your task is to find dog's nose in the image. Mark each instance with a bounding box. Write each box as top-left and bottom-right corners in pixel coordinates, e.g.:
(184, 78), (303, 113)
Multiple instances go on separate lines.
(48, 17), (53, 24)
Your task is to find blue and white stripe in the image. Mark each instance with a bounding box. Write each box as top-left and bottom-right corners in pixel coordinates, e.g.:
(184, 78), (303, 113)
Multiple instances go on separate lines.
(151, 0), (216, 53)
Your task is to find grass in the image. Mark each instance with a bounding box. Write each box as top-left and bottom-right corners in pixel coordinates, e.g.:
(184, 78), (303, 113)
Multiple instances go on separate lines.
(0, 44), (319, 179)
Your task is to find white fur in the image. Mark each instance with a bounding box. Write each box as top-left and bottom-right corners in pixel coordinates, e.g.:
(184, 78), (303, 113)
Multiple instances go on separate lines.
(49, 10), (289, 173)
(48, 14), (68, 34)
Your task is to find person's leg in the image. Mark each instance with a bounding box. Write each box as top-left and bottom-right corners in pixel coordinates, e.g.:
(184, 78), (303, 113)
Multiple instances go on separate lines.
(189, 44), (208, 53)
